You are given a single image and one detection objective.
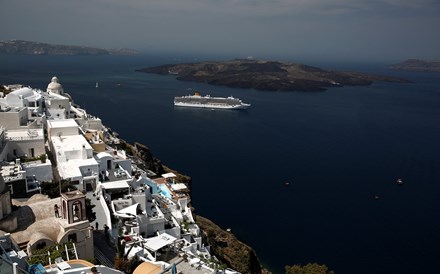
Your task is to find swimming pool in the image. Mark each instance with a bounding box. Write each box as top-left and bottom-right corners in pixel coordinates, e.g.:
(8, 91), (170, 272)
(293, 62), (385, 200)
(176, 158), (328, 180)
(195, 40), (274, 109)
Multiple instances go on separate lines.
(158, 184), (173, 199)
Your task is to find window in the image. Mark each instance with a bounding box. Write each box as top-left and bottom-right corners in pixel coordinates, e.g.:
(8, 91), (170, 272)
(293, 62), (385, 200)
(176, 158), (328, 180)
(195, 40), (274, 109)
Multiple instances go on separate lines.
(8, 185), (13, 194)
(68, 233), (77, 243)
(36, 242), (46, 250)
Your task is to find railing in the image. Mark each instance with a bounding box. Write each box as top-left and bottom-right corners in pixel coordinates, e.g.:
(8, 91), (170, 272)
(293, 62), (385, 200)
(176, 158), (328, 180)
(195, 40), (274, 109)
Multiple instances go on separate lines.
(3, 172), (25, 182)
(5, 135), (43, 141)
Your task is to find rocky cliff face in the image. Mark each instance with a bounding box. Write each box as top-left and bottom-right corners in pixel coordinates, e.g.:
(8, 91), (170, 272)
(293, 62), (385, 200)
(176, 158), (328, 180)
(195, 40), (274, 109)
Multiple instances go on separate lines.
(196, 215), (262, 274)
(120, 140), (262, 273)
(133, 142), (165, 175)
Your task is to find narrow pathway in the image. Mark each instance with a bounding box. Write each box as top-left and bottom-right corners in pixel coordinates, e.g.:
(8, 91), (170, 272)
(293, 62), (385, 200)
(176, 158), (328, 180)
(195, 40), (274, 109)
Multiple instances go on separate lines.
(93, 230), (115, 267)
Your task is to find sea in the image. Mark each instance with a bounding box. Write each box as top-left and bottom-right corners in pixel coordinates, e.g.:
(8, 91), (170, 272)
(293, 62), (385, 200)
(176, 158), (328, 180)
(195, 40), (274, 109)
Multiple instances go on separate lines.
(1, 54), (439, 274)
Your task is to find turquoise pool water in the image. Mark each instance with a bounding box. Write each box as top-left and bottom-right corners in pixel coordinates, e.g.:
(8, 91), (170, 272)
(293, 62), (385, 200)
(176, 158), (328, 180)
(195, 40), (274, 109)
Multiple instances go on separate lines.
(158, 184), (173, 199)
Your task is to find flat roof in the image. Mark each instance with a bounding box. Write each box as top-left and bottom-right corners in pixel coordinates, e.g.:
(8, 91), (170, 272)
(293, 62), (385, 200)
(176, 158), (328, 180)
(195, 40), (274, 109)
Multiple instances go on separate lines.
(162, 172), (177, 178)
(52, 135), (92, 153)
(143, 233), (176, 252)
(171, 183), (187, 191)
(101, 180), (130, 190)
(47, 119), (78, 129)
(58, 159), (98, 180)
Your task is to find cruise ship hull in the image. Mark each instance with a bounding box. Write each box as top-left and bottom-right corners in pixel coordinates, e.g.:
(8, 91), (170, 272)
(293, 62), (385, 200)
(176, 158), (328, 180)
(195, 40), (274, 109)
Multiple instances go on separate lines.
(174, 102), (250, 109)
(174, 93), (251, 110)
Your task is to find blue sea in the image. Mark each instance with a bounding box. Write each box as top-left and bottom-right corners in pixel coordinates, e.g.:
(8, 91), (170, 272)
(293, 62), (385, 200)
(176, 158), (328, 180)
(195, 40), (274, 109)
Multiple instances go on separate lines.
(1, 54), (439, 274)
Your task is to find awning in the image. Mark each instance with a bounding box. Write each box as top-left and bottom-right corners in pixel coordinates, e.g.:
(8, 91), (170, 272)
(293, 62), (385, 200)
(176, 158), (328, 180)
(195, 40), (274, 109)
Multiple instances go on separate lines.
(171, 183), (187, 191)
(101, 180), (129, 190)
(161, 172), (176, 179)
(143, 233), (177, 252)
(117, 203), (139, 216)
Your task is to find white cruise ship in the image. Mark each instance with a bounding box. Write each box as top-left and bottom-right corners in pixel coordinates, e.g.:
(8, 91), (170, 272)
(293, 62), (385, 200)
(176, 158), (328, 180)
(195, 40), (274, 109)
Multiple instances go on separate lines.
(174, 92), (251, 110)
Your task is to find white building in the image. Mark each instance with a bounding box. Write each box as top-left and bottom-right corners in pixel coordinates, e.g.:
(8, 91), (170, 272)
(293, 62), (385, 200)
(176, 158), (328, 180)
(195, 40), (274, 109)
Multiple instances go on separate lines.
(0, 106), (28, 130)
(51, 134), (98, 190)
(0, 87), (46, 162)
(4, 128), (45, 160)
(47, 119), (98, 190)
(0, 87), (43, 121)
(44, 93), (71, 120)
(47, 119), (80, 141)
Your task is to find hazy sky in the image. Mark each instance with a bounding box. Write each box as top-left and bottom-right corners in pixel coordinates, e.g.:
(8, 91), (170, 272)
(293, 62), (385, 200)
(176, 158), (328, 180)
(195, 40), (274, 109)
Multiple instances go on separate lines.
(1, 0), (439, 61)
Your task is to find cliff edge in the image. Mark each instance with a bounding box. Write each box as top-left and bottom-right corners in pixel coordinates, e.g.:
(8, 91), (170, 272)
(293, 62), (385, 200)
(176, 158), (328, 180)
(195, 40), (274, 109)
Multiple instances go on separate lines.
(196, 215), (262, 274)
(119, 139), (261, 272)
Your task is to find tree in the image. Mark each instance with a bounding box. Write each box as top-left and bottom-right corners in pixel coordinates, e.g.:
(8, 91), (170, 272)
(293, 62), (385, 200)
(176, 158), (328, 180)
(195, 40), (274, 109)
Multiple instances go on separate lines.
(114, 225), (140, 273)
(40, 179), (77, 198)
(85, 198), (96, 222)
(285, 263), (334, 274)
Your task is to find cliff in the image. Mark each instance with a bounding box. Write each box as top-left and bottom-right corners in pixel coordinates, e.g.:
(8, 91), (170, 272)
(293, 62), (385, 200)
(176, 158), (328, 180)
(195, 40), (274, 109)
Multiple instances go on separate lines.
(0, 40), (138, 56)
(117, 137), (262, 273)
(137, 59), (409, 92)
(390, 59), (440, 72)
(196, 215), (262, 274)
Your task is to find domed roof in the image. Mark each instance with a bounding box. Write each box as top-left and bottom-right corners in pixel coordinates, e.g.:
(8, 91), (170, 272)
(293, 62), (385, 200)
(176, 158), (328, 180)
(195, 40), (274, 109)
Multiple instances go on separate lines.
(10, 87), (35, 98)
(47, 76), (64, 94)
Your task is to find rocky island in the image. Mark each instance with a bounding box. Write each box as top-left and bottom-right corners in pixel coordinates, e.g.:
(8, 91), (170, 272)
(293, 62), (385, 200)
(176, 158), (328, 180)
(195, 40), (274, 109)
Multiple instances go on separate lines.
(390, 59), (440, 72)
(138, 59), (409, 92)
(0, 40), (139, 56)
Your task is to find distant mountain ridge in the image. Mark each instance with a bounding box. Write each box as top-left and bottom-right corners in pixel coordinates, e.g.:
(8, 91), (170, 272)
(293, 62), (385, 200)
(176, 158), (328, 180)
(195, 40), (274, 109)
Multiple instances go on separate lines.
(390, 59), (440, 72)
(0, 40), (139, 56)
(138, 59), (409, 92)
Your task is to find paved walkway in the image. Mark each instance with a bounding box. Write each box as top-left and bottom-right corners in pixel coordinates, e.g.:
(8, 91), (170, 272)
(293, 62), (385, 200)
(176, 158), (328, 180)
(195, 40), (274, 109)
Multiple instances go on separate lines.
(86, 191), (108, 231)
(93, 230), (115, 267)
(86, 190), (116, 267)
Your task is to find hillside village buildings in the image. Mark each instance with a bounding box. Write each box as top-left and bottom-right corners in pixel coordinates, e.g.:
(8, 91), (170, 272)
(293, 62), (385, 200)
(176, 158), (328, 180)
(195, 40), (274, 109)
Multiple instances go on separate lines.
(0, 78), (239, 274)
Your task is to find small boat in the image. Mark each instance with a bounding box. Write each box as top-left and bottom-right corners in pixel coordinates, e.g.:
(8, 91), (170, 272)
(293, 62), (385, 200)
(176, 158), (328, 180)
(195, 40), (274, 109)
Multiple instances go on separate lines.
(374, 195), (380, 200)
(396, 178), (403, 185)
(96, 82), (99, 88)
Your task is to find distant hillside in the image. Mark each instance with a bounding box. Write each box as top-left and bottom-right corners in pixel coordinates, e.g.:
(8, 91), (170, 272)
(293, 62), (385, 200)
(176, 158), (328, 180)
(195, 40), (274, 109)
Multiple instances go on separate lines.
(138, 59), (409, 92)
(0, 40), (139, 56)
(390, 59), (440, 72)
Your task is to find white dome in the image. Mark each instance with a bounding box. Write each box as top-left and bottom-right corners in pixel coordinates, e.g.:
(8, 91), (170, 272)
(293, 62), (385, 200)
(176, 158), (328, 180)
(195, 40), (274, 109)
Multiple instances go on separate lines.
(10, 87), (35, 99)
(47, 76), (64, 94)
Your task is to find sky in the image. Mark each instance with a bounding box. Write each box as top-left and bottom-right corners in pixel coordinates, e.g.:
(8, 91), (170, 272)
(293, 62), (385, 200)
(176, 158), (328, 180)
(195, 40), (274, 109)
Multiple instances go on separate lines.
(1, 0), (439, 62)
